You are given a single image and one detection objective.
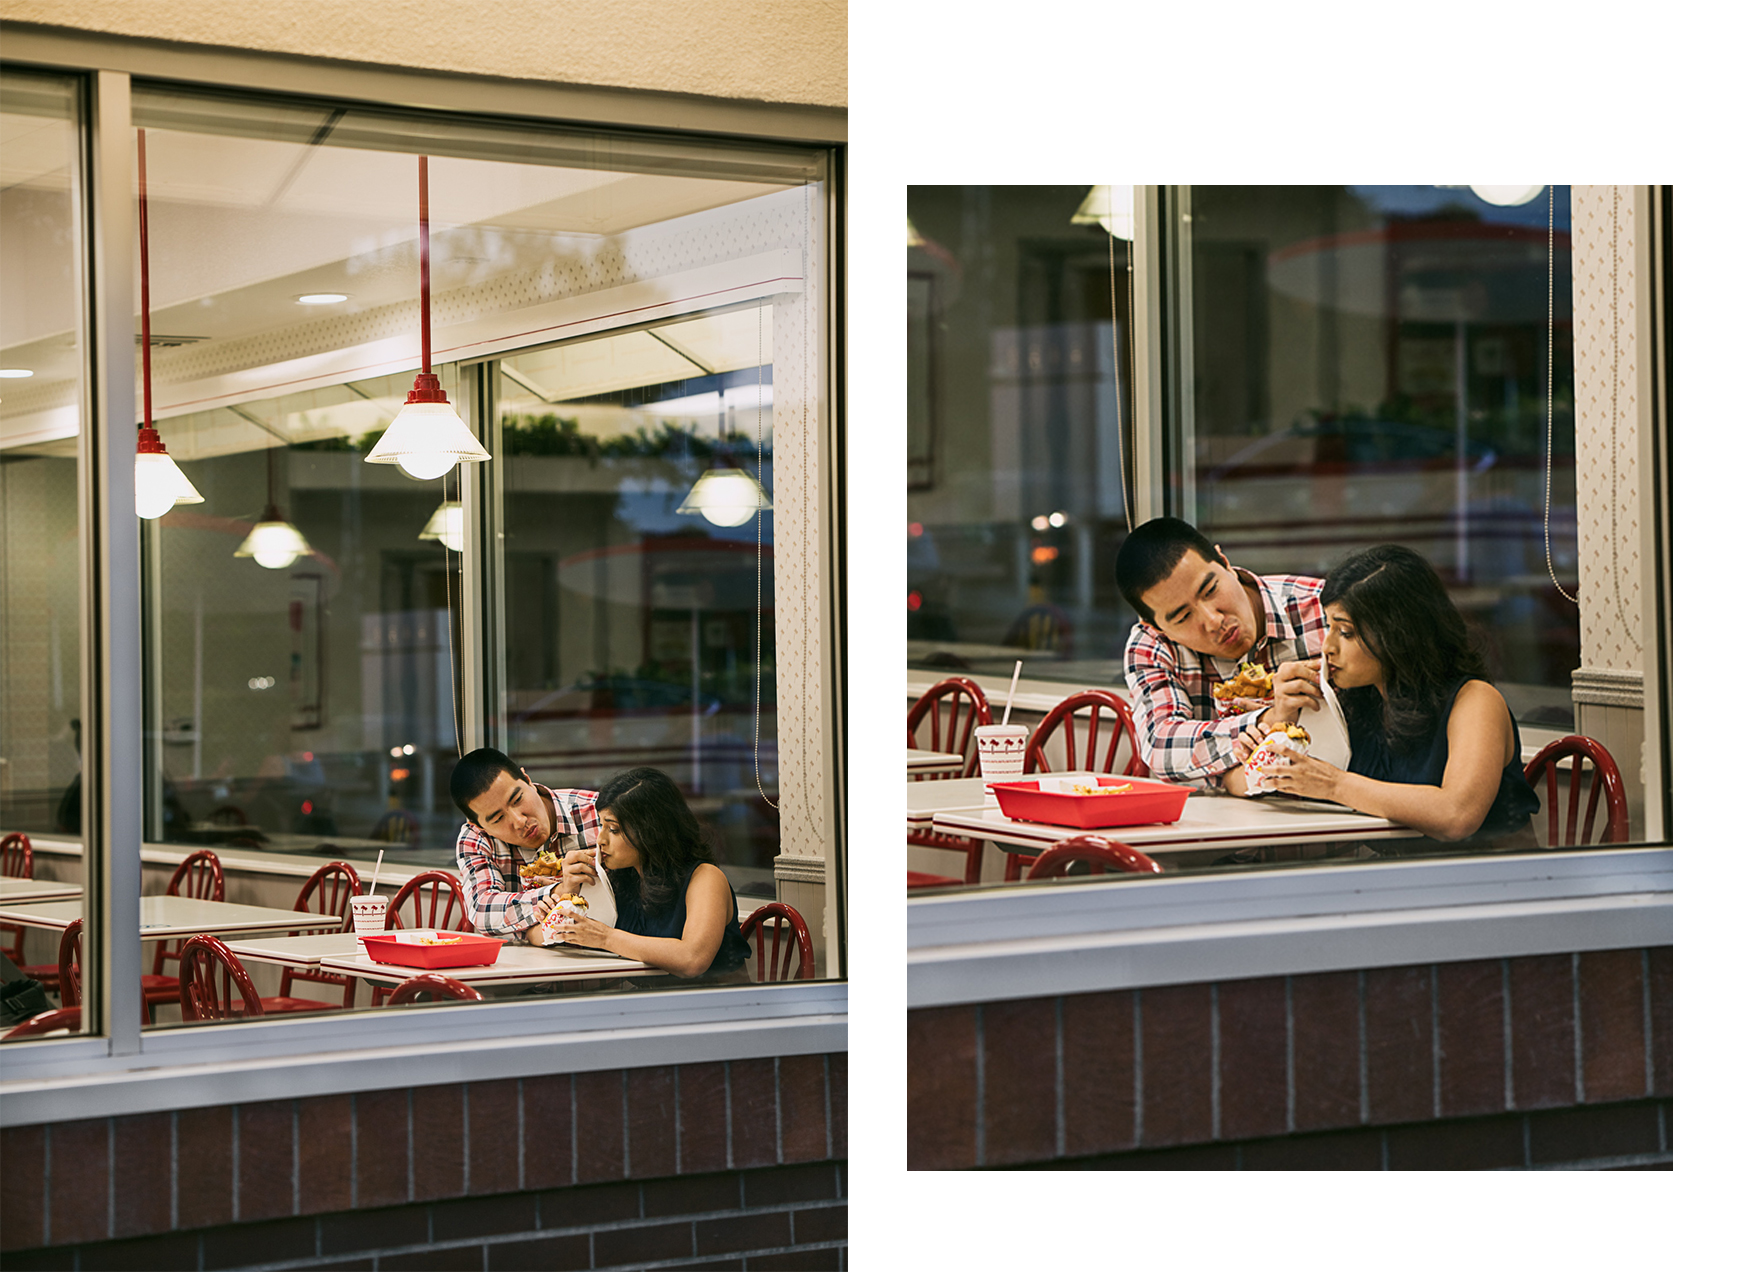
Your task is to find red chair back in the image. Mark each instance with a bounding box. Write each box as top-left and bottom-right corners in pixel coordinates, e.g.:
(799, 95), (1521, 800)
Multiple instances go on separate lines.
(281, 861), (362, 1007)
(1026, 835), (1164, 880)
(385, 973), (484, 1005)
(3, 1006), (80, 1040)
(739, 903), (815, 981)
(58, 919), (83, 1008)
(1523, 735), (1630, 846)
(167, 849), (225, 902)
(385, 870), (472, 932)
(1, 832), (33, 878)
(179, 935), (263, 1021)
(1024, 690), (1144, 778)
(907, 677), (992, 780)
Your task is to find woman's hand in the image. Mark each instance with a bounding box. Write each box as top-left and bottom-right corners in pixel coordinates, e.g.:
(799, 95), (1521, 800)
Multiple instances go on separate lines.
(548, 912), (615, 951)
(1258, 750), (1347, 803)
(557, 847), (598, 897)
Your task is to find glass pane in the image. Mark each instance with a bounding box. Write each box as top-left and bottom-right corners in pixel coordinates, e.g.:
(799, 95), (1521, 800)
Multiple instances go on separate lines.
(1188, 185), (1575, 726)
(1, 70), (87, 1040)
(906, 186), (1135, 688)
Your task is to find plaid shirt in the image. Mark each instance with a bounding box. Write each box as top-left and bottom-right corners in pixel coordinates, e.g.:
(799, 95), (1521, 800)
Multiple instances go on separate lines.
(1123, 569), (1327, 785)
(456, 784), (601, 940)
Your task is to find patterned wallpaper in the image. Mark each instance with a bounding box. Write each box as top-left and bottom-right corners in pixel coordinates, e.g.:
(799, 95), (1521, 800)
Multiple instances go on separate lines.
(1570, 185), (1646, 677)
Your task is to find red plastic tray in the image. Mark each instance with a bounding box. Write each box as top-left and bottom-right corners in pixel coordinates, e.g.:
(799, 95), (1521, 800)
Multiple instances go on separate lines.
(361, 931), (502, 969)
(989, 777), (1191, 829)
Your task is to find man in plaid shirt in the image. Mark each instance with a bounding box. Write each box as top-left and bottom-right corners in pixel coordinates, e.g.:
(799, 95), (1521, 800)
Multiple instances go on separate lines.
(449, 748), (603, 940)
(1116, 518), (1329, 786)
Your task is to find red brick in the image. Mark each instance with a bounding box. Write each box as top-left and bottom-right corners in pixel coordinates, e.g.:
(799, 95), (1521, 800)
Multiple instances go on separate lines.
(538, 1177), (640, 1228)
(353, 1088), (409, 1210)
(675, 1063), (728, 1175)
(110, 1112), (173, 1238)
(1647, 946), (1671, 1095)
(410, 1083), (467, 1201)
(56, 1231), (201, 1269)
(626, 1066), (678, 1178)
(431, 1191), (537, 1241)
(1509, 954), (1576, 1109)
(381, 1245), (484, 1271)
(980, 996), (1055, 1166)
(1363, 965), (1434, 1125)
(575, 1072), (626, 1184)
(319, 1203), (429, 1255)
(643, 1171), (740, 1217)
(1580, 949), (1647, 1102)
(826, 1053), (846, 1159)
(595, 1219), (693, 1266)
(742, 1162), (837, 1207)
(1386, 1113), (1526, 1169)
(296, 1095), (353, 1215)
(1529, 1099), (1665, 1165)
(1289, 971), (1361, 1133)
(793, 1203), (846, 1245)
(1239, 1126), (1385, 1170)
(1, 1125), (46, 1251)
(485, 1233), (588, 1270)
(778, 1055), (828, 1165)
(1139, 983), (1213, 1148)
(203, 1215), (317, 1269)
(696, 1210), (790, 1255)
(235, 1100), (294, 1224)
(1217, 977), (1289, 1140)
(520, 1074), (574, 1191)
(46, 1118), (108, 1246)
(1062, 990), (1136, 1158)
(1436, 960), (1507, 1118)
(176, 1104), (235, 1230)
(465, 1079), (521, 1195)
(729, 1058), (779, 1171)
(906, 1004), (977, 1170)
(1036, 1140), (1241, 1170)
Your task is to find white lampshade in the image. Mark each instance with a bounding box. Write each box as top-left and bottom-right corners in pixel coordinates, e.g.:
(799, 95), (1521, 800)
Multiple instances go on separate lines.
(134, 443), (205, 521)
(1470, 185), (1544, 207)
(364, 383), (490, 481)
(418, 500), (464, 552)
(1071, 185), (1135, 240)
(676, 465), (772, 528)
(234, 507), (312, 569)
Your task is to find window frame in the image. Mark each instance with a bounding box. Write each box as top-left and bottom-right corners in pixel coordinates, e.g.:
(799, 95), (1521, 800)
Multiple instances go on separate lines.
(0, 27), (846, 1112)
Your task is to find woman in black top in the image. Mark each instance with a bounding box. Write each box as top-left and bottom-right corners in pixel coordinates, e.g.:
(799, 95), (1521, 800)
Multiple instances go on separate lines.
(1228, 545), (1539, 846)
(534, 767), (751, 978)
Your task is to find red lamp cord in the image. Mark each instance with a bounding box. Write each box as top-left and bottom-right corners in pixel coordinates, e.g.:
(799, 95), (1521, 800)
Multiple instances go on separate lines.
(137, 128), (154, 437)
(419, 153), (431, 377)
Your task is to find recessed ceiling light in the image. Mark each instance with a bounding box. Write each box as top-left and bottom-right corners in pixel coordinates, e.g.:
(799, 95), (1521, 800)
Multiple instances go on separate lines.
(297, 293), (348, 305)
(0, 368), (33, 378)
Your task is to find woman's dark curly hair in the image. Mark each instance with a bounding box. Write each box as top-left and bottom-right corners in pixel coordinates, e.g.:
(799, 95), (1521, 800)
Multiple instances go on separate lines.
(594, 767), (714, 911)
(1322, 544), (1486, 752)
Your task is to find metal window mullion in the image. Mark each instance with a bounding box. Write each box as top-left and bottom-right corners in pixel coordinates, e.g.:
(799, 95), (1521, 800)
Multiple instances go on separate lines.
(1129, 185), (1168, 526)
(460, 362), (506, 752)
(85, 68), (144, 1055)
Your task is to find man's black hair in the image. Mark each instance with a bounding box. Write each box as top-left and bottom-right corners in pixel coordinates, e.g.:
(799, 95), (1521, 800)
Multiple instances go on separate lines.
(1113, 517), (1224, 623)
(449, 747), (527, 822)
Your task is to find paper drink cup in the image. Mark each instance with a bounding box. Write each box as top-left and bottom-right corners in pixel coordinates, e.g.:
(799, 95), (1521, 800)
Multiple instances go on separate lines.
(975, 724), (1029, 800)
(350, 894), (389, 953)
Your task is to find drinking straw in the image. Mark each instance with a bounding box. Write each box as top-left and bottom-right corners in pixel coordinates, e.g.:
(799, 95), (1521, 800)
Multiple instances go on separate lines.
(1001, 660), (1023, 727)
(368, 848), (385, 896)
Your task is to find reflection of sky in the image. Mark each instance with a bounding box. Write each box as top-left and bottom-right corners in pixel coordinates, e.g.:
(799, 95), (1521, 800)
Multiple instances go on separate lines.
(1346, 185), (1570, 231)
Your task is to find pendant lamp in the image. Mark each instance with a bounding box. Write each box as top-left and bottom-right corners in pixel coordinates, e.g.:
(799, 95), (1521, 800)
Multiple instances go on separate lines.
(1071, 185), (1135, 240)
(418, 500), (464, 552)
(235, 444), (312, 569)
(676, 452), (772, 527)
(365, 155), (490, 480)
(134, 129), (204, 520)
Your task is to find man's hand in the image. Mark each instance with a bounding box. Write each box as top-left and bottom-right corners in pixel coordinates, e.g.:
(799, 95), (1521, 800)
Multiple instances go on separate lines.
(558, 846), (598, 897)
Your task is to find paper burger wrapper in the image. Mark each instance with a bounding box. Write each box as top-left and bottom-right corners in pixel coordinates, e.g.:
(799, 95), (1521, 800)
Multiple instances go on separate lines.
(538, 894), (591, 944)
(1245, 728), (1310, 793)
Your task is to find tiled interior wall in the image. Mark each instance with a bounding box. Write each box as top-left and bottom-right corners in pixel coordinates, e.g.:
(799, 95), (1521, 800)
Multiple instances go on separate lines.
(2, 1051), (845, 1266)
(909, 949), (1669, 1170)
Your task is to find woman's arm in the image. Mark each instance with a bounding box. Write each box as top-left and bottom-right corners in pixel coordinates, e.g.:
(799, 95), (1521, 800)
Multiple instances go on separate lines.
(540, 864), (733, 977)
(1260, 681), (1514, 841)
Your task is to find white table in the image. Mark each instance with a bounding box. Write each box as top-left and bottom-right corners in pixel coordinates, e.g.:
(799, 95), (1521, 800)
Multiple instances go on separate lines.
(223, 931), (363, 970)
(0, 878), (81, 904)
(319, 933), (660, 986)
(928, 772), (1417, 859)
(0, 896), (346, 938)
(906, 776), (995, 832)
(907, 748), (965, 777)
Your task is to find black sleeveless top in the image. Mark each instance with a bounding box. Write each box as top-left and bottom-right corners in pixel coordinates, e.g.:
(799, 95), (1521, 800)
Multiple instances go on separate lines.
(610, 862), (752, 975)
(1346, 676), (1540, 845)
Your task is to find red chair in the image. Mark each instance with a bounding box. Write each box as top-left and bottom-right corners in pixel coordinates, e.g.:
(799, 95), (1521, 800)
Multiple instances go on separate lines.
(57, 919), (83, 1008)
(1026, 835), (1164, 880)
(907, 678), (992, 887)
(1, 832), (35, 969)
(1524, 735), (1631, 846)
(278, 862), (361, 1011)
(141, 849), (226, 1017)
(1005, 691), (1145, 882)
(179, 935), (263, 1021)
(373, 871), (471, 1004)
(739, 903), (814, 981)
(385, 974), (484, 1005)
(2, 1006), (80, 1040)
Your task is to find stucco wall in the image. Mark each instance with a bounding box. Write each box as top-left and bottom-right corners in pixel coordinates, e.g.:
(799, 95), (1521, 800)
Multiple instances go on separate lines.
(0, 0), (846, 107)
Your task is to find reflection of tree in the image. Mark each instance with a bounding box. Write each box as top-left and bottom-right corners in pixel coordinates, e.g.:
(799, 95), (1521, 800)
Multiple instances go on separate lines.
(502, 416), (770, 464)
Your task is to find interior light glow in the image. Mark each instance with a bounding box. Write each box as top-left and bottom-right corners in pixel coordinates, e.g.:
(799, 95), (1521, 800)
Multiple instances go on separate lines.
(1470, 185), (1544, 207)
(297, 293), (348, 305)
(235, 509), (312, 569)
(418, 500), (464, 551)
(1071, 185), (1135, 240)
(0, 368), (33, 378)
(676, 464), (771, 528)
(135, 430), (205, 520)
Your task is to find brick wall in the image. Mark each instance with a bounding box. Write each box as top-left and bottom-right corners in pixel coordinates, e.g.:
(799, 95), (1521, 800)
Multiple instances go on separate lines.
(1, 1052), (846, 1268)
(910, 948), (1670, 1170)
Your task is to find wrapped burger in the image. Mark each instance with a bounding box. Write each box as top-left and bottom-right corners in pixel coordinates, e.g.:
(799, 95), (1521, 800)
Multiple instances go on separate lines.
(1244, 722), (1312, 794)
